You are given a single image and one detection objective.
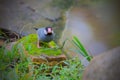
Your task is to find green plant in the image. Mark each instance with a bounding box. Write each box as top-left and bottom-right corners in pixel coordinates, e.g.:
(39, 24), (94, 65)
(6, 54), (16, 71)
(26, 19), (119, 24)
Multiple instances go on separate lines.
(72, 36), (92, 61)
(0, 43), (31, 80)
(17, 34), (62, 56)
(52, 58), (84, 80)
(0, 45), (19, 80)
(33, 58), (84, 80)
(0, 35), (85, 80)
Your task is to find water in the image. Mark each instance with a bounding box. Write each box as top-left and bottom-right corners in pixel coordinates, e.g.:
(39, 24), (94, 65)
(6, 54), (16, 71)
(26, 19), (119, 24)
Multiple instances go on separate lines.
(59, 4), (120, 56)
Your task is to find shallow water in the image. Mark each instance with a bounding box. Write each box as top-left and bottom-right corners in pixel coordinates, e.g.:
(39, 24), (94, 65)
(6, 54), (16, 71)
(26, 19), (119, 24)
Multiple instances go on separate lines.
(59, 3), (120, 56)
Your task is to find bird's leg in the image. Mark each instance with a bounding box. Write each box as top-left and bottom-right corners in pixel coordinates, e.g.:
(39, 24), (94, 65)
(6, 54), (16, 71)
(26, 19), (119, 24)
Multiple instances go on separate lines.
(37, 40), (41, 48)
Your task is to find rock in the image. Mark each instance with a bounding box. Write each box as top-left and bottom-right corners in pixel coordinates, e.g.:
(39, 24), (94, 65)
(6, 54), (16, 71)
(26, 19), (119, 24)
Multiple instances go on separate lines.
(41, 54), (67, 62)
(15, 34), (67, 66)
(0, 0), (63, 39)
(30, 56), (47, 64)
(30, 54), (67, 66)
(28, 54), (67, 76)
(82, 47), (120, 80)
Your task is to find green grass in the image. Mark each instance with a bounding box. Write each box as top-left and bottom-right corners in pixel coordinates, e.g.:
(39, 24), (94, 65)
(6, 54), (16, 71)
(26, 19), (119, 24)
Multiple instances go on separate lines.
(17, 34), (62, 56)
(72, 36), (92, 61)
(0, 45), (84, 80)
(34, 58), (84, 80)
(0, 35), (89, 80)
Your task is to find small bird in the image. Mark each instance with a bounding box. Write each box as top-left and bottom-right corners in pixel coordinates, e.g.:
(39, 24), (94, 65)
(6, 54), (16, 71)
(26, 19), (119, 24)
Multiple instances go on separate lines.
(34, 27), (55, 48)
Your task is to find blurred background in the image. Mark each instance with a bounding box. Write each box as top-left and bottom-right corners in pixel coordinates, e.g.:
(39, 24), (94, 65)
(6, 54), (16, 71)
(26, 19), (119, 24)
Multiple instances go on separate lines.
(0, 0), (120, 57)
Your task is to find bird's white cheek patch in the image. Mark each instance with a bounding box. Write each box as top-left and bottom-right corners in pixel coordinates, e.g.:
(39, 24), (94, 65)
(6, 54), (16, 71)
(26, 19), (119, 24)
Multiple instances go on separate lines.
(44, 30), (47, 35)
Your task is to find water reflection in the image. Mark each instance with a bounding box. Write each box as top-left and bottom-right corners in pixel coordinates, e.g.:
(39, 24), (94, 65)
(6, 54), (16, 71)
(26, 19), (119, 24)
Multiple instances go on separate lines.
(60, 5), (120, 56)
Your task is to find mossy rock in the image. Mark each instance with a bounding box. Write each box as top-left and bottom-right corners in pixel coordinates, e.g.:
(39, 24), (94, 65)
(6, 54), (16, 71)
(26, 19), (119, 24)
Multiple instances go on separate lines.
(17, 34), (62, 56)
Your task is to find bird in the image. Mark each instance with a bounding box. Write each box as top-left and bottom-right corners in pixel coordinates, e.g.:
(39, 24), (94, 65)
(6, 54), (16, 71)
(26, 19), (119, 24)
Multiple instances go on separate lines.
(34, 27), (55, 48)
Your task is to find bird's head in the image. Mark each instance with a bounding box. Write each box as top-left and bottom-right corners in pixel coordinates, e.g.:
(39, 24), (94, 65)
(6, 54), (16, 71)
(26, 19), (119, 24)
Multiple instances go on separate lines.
(44, 27), (53, 35)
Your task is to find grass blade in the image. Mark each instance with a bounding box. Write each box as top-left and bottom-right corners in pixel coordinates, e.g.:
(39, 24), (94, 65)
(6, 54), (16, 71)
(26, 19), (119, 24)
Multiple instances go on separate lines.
(72, 36), (92, 61)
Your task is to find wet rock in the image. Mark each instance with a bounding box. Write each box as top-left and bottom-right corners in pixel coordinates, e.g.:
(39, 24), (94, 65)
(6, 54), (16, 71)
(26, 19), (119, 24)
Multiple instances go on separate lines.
(83, 47), (120, 80)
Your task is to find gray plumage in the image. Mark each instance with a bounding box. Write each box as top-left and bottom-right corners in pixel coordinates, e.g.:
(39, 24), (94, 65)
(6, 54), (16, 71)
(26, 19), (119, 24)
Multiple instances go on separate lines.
(37, 28), (54, 42)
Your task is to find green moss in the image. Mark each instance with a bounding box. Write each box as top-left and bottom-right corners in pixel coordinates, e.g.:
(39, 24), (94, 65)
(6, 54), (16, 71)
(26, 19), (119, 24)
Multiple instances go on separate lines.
(17, 34), (62, 56)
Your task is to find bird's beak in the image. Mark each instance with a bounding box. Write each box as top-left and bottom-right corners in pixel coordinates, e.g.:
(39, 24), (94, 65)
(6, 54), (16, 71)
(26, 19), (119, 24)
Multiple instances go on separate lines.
(47, 28), (52, 33)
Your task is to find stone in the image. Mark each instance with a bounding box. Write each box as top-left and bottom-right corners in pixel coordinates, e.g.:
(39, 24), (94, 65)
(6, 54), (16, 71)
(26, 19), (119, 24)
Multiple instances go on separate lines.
(41, 54), (67, 62)
(30, 56), (47, 64)
(82, 47), (120, 80)
(30, 54), (67, 66)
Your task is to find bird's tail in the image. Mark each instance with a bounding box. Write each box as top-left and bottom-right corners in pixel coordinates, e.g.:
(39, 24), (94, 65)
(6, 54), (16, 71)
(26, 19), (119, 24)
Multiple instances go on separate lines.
(33, 27), (38, 30)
